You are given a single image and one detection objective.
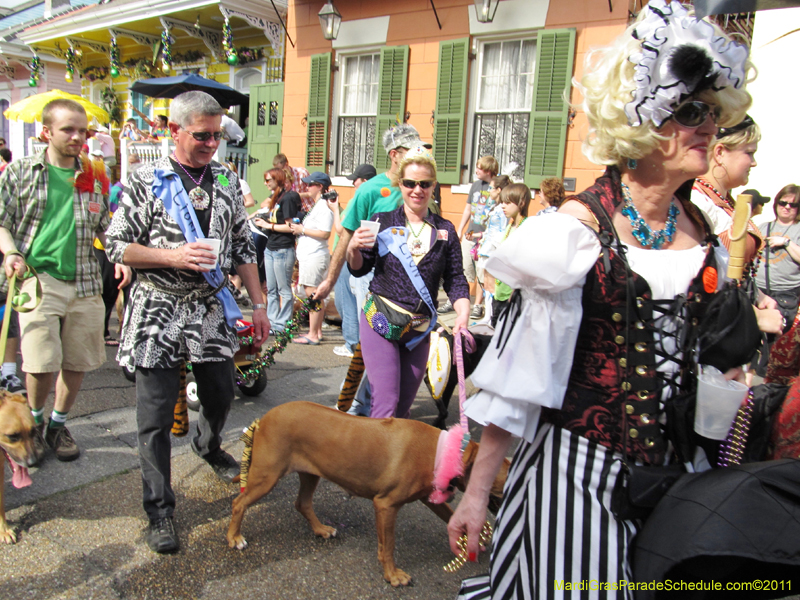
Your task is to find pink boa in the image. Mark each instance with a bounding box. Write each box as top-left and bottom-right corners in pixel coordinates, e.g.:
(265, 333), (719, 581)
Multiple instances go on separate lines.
(429, 425), (466, 504)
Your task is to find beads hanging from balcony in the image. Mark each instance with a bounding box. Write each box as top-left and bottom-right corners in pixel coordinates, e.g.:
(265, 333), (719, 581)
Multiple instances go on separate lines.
(222, 17), (238, 65)
(110, 37), (121, 78)
(65, 46), (75, 83)
(28, 53), (42, 87)
(161, 29), (174, 73)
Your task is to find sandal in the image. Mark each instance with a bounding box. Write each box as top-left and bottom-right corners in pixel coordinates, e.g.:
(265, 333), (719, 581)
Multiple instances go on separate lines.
(104, 336), (120, 347)
(292, 335), (320, 346)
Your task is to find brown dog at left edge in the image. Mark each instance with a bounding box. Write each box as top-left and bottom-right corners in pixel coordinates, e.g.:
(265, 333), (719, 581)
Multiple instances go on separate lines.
(0, 391), (37, 544)
(228, 401), (510, 587)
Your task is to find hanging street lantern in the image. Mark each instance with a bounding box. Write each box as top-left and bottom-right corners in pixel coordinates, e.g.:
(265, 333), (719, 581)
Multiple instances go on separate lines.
(474, 0), (501, 23)
(318, 1), (342, 41)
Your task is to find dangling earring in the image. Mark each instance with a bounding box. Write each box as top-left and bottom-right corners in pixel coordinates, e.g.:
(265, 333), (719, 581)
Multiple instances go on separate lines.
(627, 158), (638, 170)
(712, 160), (728, 185)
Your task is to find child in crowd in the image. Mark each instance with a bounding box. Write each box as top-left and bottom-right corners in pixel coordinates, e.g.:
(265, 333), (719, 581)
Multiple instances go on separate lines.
(476, 175), (512, 323)
(491, 183), (532, 327)
(537, 177), (566, 215)
(445, 155), (499, 318)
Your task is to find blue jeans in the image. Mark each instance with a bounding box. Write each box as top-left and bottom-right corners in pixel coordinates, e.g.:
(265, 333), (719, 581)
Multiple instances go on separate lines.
(334, 267), (359, 353)
(264, 247), (295, 332)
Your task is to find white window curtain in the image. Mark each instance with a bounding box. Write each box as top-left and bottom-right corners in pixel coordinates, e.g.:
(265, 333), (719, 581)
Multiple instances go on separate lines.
(336, 52), (380, 176)
(478, 39), (536, 112)
(342, 54), (380, 116)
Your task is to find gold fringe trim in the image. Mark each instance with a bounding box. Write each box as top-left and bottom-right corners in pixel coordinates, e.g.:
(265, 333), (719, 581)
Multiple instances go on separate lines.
(239, 418), (260, 489)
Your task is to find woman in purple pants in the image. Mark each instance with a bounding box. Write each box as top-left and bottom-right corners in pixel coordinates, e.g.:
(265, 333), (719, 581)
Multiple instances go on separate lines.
(346, 144), (469, 418)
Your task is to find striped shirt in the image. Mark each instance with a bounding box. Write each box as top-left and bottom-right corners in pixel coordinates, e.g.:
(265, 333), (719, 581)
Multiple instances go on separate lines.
(0, 148), (110, 297)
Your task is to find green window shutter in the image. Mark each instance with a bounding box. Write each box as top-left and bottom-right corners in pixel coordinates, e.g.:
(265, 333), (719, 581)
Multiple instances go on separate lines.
(524, 28), (576, 188)
(374, 45), (410, 172)
(306, 52), (332, 171)
(433, 38), (469, 186)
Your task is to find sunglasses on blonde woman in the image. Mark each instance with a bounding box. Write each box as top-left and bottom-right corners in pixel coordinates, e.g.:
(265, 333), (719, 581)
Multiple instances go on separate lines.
(777, 200), (800, 209)
(668, 100), (721, 129)
(400, 179), (435, 190)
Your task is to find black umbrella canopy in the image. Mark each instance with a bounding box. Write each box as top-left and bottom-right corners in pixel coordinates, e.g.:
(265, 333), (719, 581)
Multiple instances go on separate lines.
(129, 74), (248, 108)
(695, 0), (800, 18)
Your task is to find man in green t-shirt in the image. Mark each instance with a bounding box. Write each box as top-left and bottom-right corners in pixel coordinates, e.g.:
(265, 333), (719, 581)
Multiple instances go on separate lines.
(0, 99), (131, 464)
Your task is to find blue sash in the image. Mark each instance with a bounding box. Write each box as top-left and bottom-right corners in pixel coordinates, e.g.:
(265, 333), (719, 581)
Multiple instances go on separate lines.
(376, 225), (437, 350)
(152, 168), (242, 327)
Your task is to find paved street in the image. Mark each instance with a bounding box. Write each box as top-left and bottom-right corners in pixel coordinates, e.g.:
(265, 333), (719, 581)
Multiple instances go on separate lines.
(0, 306), (491, 600)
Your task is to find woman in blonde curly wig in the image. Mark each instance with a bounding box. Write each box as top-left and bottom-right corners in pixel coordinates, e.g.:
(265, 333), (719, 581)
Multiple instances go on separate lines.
(448, 2), (787, 598)
(579, 9), (754, 167)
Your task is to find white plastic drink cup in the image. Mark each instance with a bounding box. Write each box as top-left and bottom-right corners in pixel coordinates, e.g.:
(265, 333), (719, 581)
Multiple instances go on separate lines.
(694, 366), (748, 440)
(197, 237), (221, 267)
(361, 220), (380, 247)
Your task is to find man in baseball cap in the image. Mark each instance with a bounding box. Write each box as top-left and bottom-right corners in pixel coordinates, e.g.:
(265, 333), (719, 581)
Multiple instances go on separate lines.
(345, 164), (377, 190)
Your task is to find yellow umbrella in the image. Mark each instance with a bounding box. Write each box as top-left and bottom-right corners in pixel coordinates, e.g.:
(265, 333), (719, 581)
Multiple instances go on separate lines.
(3, 89), (109, 123)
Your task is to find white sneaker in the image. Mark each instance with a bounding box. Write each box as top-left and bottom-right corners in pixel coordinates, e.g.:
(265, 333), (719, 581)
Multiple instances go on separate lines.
(0, 373), (27, 396)
(333, 345), (354, 358)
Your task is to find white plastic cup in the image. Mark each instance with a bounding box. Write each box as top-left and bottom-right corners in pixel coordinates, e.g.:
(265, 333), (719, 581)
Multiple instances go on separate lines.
(197, 237), (221, 267)
(694, 366), (748, 440)
(360, 220), (380, 247)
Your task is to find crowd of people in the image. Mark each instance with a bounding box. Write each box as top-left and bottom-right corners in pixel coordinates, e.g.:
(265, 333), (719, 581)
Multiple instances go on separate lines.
(1, 1), (799, 589)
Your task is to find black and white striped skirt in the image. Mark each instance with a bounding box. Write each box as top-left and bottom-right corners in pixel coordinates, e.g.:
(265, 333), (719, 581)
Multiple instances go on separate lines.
(458, 424), (639, 600)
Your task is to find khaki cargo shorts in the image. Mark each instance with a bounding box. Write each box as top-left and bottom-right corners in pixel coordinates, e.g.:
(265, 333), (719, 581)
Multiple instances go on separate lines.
(19, 273), (105, 373)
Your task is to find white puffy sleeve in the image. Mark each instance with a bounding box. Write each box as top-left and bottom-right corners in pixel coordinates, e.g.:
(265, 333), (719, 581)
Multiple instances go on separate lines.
(465, 213), (601, 443)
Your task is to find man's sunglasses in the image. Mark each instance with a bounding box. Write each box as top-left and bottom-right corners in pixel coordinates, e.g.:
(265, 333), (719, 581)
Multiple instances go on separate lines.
(669, 100), (721, 129)
(400, 179), (435, 190)
(181, 128), (222, 142)
(777, 200), (800, 209)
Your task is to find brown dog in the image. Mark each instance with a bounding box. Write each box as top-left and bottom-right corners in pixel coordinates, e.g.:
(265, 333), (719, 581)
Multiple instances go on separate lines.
(0, 391), (37, 544)
(227, 401), (509, 586)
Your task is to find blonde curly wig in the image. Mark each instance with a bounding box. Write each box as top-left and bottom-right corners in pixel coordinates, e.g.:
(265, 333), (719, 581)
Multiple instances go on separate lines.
(577, 10), (755, 167)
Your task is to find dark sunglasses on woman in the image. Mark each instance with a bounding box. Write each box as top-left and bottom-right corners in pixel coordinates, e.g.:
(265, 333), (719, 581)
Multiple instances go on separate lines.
(400, 179), (435, 190)
(668, 100), (721, 129)
(777, 200), (800, 209)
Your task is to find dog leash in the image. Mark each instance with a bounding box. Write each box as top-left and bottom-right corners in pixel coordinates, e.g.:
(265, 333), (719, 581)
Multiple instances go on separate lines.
(0, 267), (42, 360)
(454, 330), (475, 445)
(441, 328), (494, 573)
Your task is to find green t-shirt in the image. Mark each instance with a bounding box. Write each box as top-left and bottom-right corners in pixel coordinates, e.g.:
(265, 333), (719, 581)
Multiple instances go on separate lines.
(341, 172), (402, 233)
(27, 164), (78, 281)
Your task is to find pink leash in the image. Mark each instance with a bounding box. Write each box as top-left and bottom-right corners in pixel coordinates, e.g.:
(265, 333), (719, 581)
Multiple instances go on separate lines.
(429, 328), (476, 503)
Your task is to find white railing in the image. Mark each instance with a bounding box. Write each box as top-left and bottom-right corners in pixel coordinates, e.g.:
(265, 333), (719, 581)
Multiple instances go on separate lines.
(224, 146), (248, 181)
(30, 138), (247, 187)
(121, 138), (238, 185)
(29, 140), (47, 155)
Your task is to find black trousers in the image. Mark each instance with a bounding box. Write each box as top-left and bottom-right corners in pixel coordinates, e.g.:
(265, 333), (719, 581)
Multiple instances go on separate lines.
(93, 247), (133, 337)
(135, 358), (235, 520)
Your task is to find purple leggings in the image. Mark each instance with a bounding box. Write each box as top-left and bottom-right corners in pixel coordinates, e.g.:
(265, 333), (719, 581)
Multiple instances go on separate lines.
(359, 312), (430, 419)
